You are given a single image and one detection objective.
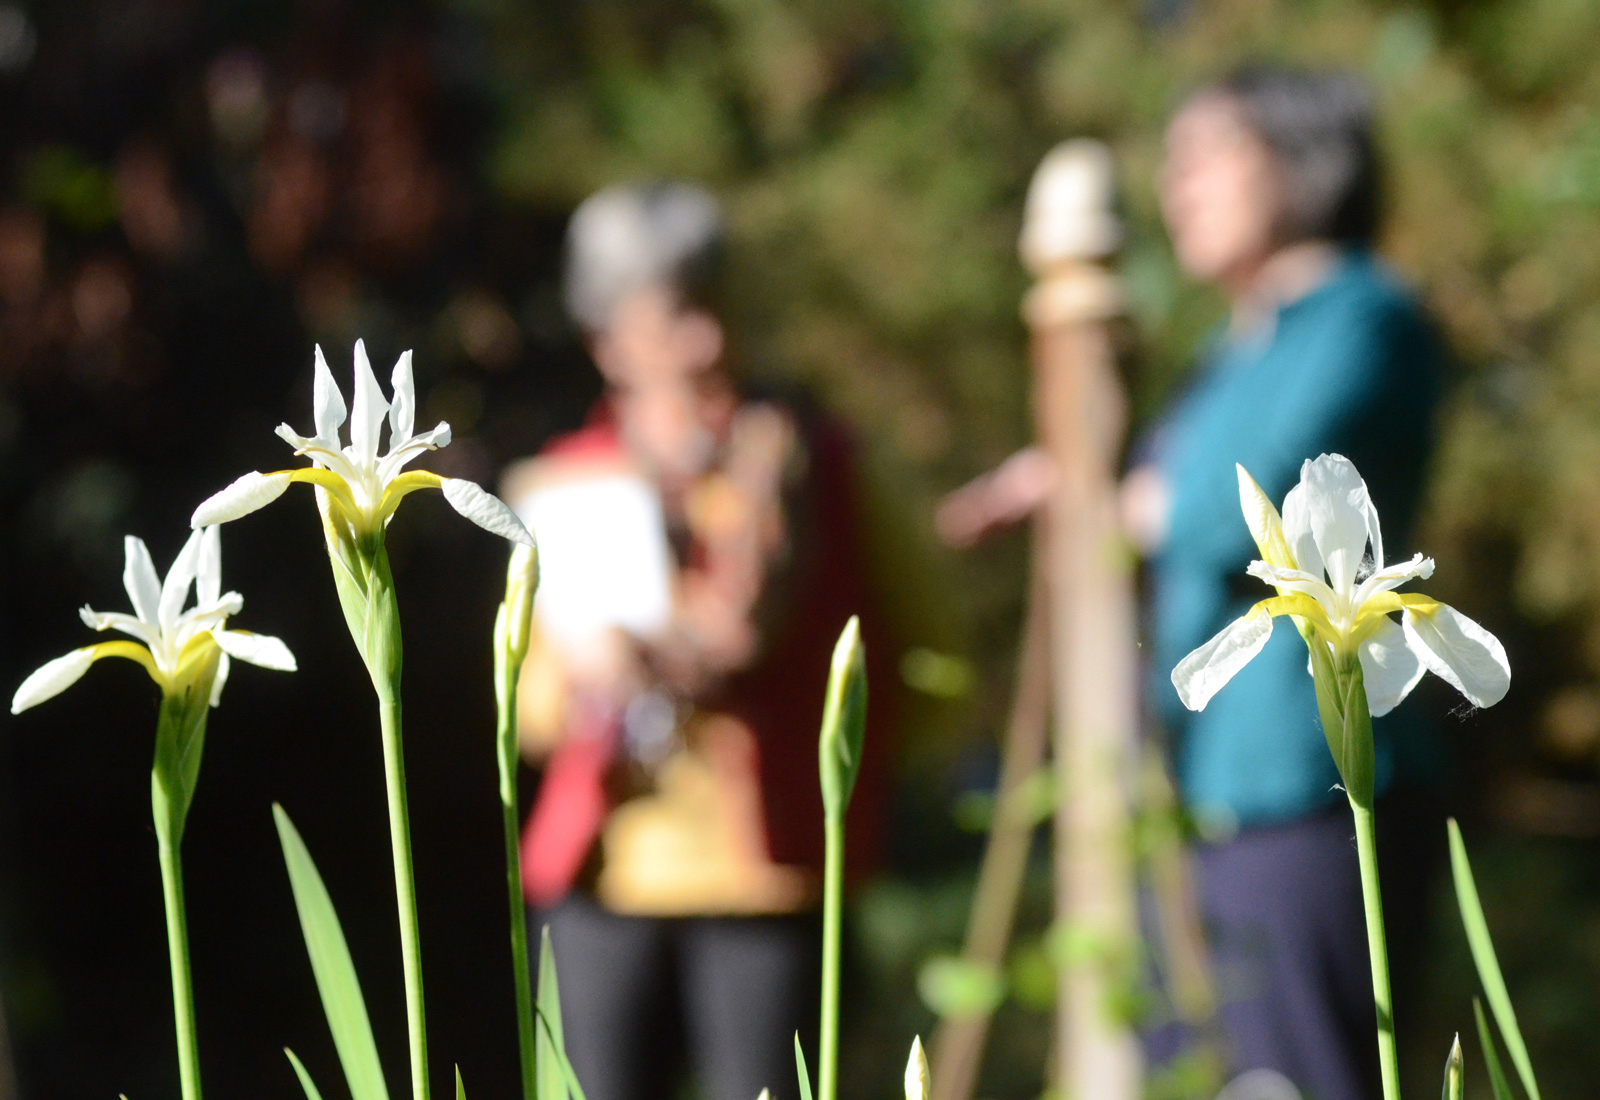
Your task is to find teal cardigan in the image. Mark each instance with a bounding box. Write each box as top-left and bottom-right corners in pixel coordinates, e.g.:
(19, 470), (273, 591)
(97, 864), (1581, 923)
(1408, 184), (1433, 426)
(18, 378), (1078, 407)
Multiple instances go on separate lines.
(1147, 251), (1443, 831)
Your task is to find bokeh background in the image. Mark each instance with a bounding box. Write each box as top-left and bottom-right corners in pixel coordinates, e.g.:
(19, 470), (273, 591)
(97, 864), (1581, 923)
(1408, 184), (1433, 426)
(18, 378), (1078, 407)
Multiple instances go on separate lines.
(0, 0), (1597, 1097)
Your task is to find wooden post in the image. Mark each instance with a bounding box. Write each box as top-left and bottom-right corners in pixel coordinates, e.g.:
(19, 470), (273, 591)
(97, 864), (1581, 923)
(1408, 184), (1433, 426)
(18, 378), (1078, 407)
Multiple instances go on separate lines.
(1022, 139), (1142, 1100)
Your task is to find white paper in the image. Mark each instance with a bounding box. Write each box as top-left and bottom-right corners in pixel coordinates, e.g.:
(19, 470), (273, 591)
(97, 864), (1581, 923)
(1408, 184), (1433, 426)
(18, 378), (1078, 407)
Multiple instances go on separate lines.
(516, 474), (674, 646)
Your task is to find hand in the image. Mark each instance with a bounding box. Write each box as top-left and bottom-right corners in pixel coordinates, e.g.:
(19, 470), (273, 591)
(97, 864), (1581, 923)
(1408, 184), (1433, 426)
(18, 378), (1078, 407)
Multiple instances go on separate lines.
(1119, 464), (1171, 553)
(936, 447), (1057, 548)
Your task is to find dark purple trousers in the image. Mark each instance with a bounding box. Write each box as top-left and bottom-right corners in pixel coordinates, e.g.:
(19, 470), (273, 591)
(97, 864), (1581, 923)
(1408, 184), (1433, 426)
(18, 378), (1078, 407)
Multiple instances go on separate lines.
(1148, 796), (1439, 1100)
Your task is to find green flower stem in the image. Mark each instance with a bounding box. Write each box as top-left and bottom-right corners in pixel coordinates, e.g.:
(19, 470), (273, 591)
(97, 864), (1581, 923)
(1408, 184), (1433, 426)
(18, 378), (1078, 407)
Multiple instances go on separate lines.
(818, 811), (844, 1100)
(377, 690), (430, 1100)
(1350, 797), (1401, 1100)
(156, 832), (201, 1100)
(496, 689), (537, 1100)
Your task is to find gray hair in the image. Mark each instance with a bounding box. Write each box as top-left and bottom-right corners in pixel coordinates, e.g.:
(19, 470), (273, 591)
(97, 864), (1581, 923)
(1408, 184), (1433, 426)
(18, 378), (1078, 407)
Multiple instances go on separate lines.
(563, 181), (725, 333)
(1209, 66), (1380, 246)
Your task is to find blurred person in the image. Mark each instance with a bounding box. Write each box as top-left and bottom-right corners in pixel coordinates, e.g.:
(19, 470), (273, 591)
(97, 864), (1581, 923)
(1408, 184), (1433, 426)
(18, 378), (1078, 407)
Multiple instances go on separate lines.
(939, 68), (1443, 1100)
(503, 182), (887, 1100)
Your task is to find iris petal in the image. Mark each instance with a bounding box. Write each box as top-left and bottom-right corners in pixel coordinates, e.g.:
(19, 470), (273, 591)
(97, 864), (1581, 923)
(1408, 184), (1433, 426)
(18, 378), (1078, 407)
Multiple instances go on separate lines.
(313, 344), (348, 447)
(1172, 605), (1277, 712)
(192, 471), (294, 527)
(158, 528), (204, 634)
(348, 339), (390, 467)
(1280, 482), (1325, 586)
(390, 350), (415, 443)
(123, 536), (161, 624)
(441, 478), (535, 546)
(11, 648), (98, 713)
(197, 526), (222, 607)
(1402, 603), (1511, 709)
(212, 629), (298, 672)
(1300, 454), (1371, 593)
(1359, 616), (1425, 716)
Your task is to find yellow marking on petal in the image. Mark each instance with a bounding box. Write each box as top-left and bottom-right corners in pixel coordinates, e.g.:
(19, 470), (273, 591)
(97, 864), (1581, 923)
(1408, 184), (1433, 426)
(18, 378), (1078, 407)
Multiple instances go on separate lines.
(1256, 592), (1334, 633)
(1357, 591), (1441, 621)
(283, 468), (360, 516)
(374, 469), (444, 526)
(175, 634), (221, 679)
(89, 640), (164, 685)
(1349, 592), (1444, 649)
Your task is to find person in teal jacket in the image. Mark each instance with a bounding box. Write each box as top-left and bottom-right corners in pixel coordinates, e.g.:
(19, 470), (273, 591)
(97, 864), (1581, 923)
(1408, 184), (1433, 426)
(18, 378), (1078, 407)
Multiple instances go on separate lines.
(937, 66), (1447, 1100)
(1129, 67), (1443, 1100)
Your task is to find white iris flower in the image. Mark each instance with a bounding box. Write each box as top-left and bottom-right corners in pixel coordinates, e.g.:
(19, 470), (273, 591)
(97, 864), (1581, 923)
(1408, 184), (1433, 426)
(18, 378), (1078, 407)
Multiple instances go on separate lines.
(12, 527), (296, 713)
(191, 341), (533, 547)
(1172, 453), (1509, 717)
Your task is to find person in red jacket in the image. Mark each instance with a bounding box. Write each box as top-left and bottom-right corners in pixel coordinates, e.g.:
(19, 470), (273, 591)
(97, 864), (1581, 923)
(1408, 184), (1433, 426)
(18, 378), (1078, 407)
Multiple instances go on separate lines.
(502, 182), (888, 1100)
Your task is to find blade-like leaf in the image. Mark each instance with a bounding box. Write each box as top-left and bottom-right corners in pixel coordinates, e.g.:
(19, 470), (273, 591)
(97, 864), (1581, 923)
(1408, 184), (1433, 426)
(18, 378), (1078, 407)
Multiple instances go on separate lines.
(1473, 997), (1515, 1100)
(534, 1007), (589, 1100)
(1450, 819), (1540, 1100)
(455, 1067), (466, 1100)
(537, 927), (567, 1100)
(275, 805), (392, 1100)
(286, 1049), (329, 1100)
(1441, 1033), (1462, 1100)
(795, 1033), (814, 1100)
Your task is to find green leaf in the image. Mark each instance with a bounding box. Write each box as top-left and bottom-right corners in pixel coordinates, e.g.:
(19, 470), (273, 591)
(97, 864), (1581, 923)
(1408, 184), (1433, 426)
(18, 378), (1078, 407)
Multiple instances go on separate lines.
(1450, 819), (1541, 1100)
(1441, 1033), (1463, 1100)
(286, 1049), (328, 1100)
(274, 805), (392, 1100)
(795, 1033), (813, 1100)
(817, 617), (868, 819)
(534, 1006), (589, 1100)
(1474, 997), (1515, 1100)
(537, 927), (567, 1100)
(456, 1066), (466, 1100)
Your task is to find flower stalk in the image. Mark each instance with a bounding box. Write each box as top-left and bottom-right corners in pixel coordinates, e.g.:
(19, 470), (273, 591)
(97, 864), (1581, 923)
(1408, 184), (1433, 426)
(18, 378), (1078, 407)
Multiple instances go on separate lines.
(816, 617), (867, 1100)
(493, 544), (539, 1100)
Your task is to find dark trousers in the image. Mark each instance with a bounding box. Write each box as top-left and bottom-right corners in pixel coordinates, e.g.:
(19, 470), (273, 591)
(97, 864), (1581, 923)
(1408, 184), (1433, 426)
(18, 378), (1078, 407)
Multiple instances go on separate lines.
(1148, 796), (1439, 1100)
(534, 895), (820, 1100)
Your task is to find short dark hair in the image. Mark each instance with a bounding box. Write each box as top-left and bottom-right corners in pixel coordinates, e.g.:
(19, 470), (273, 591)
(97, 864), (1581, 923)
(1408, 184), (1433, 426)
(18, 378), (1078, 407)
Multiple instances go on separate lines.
(563, 181), (725, 333)
(1208, 66), (1380, 246)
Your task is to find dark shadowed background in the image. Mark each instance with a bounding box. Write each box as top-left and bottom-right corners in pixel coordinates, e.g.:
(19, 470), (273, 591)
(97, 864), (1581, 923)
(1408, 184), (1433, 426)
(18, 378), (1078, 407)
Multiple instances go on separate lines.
(0, 1), (1597, 1098)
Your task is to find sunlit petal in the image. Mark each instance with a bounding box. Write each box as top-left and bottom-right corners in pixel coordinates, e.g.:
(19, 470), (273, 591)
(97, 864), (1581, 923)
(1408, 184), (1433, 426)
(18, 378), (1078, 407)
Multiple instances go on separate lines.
(80, 606), (161, 647)
(1300, 454), (1371, 593)
(209, 653), (231, 707)
(197, 526), (222, 607)
(123, 536), (161, 623)
(192, 471), (294, 527)
(389, 349), (415, 443)
(1280, 481), (1324, 585)
(1402, 602), (1511, 709)
(1237, 465), (1295, 569)
(1246, 560), (1338, 608)
(12, 648), (98, 713)
(158, 528), (205, 633)
(1172, 605), (1277, 712)
(376, 422), (452, 484)
(212, 629), (298, 672)
(312, 344), (348, 447)
(1353, 553), (1434, 606)
(441, 478), (535, 546)
(348, 339), (390, 467)
(1358, 616), (1425, 716)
